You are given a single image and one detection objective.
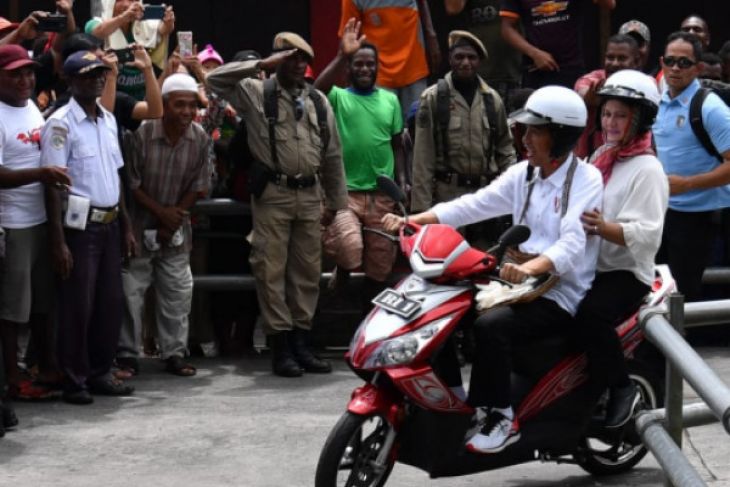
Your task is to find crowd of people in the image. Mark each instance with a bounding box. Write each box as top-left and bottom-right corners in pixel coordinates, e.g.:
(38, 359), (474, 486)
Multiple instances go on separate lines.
(1, 0), (730, 455)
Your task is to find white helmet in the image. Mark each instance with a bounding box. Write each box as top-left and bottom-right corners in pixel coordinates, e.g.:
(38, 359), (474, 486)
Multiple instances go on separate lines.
(597, 69), (660, 133)
(598, 69), (660, 108)
(510, 85), (587, 128)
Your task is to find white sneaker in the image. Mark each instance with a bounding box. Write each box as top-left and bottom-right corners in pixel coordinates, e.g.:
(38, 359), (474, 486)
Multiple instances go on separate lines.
(464, 407), (488, 440)
(466, 411), (521, 454)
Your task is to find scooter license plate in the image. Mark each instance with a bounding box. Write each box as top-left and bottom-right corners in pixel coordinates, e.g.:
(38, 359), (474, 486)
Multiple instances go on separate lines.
(372, 289), (421, 319)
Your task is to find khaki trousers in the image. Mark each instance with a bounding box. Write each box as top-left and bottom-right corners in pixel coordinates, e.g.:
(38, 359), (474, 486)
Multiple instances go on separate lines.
(119, 252), (193, 359)
(249, 184), (322, 334)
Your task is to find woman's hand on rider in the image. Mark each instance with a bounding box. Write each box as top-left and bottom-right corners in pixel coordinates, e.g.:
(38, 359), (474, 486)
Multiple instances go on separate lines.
(581, 208), (604, 236)
(381, 213), (405, 233)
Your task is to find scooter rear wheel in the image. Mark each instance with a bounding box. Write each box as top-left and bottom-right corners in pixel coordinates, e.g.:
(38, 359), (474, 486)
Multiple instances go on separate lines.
(574, 360), (663, 476)
(315, 411), (395, 487)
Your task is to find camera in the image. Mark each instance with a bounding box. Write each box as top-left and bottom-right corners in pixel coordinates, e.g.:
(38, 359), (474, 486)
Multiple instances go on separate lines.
(37, 13), (67, 32)
(142, 4), (166, 20)
(113, 48), (135, 64)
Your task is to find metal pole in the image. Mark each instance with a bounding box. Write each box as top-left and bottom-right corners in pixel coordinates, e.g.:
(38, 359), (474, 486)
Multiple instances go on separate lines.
(683, 299), (730, 328)
(640, 312), (730, 434)
(665, 294), (685, 448)
(636, 411), (707, 487)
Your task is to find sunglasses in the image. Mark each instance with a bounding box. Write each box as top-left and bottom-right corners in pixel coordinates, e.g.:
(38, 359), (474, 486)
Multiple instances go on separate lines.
(663, 56), (697, 69)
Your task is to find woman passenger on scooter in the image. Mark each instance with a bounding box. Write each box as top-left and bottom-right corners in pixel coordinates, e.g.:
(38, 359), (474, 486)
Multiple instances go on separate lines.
(382, 86), (603, 454)
(575, 70), (668, 429)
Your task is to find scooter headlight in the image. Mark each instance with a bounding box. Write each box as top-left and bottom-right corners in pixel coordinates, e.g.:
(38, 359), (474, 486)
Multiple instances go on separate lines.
(362, 315), (455, 369)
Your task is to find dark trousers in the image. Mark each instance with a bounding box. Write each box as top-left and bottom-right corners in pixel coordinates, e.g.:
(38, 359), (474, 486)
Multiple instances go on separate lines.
(570, 271), (650, 391)
(657, 209), (714, 302)
(468, 297), (571, 409)
(57, 221), (123, 391)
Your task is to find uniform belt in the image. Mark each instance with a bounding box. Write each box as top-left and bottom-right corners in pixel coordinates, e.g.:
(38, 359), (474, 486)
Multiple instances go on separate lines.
(88, 205), (119, 224)
(434, 170), (490, 188)
(270, 172), (317, 189)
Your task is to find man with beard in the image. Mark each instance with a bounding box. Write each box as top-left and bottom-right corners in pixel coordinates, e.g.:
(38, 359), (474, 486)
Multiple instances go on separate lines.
(411, 30), (515, 247)
(42, 51), (137, 404)
(314, 18), (406, 301)
(207, 33), (347, 378)
(117, 73), (210, 378)
(574, 34), (642, 158)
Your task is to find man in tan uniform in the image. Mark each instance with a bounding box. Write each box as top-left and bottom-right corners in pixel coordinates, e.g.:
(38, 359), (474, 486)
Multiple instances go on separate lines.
(411, 31), (515, 246)
(207, 34), (347, 377)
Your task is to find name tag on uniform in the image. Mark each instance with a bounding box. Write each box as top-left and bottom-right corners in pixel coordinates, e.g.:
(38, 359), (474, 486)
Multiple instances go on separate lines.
(64, 195), (90, 230)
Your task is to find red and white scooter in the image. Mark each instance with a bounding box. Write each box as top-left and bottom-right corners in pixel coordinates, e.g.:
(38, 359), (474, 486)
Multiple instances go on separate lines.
(315, 178), (674, 487)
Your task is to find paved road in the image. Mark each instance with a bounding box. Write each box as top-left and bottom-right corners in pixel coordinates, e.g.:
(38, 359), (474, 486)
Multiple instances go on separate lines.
(2, 349), (729, 487)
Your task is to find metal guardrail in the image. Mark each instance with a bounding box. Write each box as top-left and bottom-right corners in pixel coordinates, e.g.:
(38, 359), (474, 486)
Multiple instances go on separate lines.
(638, 293), (730, 487)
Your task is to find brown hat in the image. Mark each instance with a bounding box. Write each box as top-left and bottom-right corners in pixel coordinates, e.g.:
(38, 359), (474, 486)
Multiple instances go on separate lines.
(273, 32), (314, 60)
(448, 30), (488, 59)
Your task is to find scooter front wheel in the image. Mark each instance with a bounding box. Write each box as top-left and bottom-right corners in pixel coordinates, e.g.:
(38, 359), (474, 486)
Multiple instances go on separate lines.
(315, 411), (396, 487)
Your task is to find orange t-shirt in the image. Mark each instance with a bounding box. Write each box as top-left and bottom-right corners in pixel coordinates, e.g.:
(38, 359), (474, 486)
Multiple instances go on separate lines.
(339, 0), (429, 89)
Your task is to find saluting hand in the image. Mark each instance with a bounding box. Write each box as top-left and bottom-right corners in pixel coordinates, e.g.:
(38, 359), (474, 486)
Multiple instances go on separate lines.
(257, 49), (298, 72)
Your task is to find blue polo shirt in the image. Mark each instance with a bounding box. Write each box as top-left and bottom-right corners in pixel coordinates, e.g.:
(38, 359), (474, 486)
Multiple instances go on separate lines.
(653, 79), (730, 211)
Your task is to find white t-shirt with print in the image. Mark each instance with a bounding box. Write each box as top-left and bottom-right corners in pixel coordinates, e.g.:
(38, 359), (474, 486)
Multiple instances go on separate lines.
(0, 100), (47, 228)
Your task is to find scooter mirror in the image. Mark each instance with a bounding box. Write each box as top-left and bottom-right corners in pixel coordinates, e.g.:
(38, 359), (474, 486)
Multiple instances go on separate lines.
(376, 176), (406, 204)
(493, 225), (531, 264)
(499, 225), (531, 247)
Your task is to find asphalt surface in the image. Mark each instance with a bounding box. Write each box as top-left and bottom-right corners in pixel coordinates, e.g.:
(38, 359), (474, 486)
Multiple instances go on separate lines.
(1, 348), (729, 487)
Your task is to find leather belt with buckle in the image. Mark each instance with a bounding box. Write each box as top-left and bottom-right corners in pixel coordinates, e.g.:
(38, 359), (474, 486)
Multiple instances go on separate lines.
(434, 170), (488, 188)
(88, 206), (119, 224)
(270, 172), (317, 189)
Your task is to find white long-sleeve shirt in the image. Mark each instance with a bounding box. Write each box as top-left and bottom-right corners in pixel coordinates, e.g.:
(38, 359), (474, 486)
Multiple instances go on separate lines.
(595, 154), (669, 285)
(432, 157), (603, 315)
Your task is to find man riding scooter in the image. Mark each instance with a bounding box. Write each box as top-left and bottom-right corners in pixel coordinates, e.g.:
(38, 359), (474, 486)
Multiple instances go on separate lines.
(382, 85), (603, 453)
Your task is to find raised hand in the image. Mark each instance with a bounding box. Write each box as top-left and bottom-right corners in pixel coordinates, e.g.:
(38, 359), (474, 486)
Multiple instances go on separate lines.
(340, 17), (366, 56)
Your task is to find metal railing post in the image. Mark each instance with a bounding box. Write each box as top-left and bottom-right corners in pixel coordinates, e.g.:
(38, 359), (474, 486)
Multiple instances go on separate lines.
(666, 293), (685, 447)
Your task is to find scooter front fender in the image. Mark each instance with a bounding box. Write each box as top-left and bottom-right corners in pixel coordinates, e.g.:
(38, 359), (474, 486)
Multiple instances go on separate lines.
(347, 383), (402, 426)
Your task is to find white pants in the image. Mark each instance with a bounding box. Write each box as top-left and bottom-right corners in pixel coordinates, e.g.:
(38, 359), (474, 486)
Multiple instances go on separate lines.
(119, 252), (193, 359)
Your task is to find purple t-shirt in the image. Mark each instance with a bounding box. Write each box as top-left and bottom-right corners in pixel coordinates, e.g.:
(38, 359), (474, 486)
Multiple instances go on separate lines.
(500, 0), (585, 69)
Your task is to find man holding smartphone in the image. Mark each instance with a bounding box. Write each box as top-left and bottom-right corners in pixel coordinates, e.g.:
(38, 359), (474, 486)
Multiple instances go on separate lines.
(86, 0), (175, 100)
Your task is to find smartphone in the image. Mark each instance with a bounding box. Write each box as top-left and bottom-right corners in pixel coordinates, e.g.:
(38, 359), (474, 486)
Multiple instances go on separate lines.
(177, 31), (193, 58)
(37, 13), (67, 32)
(113, 48), (134, 64)
(142, 4), (166, 20)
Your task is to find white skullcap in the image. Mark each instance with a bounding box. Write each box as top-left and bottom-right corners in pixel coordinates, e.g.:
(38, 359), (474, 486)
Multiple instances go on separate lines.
(161, 73), (198, 96)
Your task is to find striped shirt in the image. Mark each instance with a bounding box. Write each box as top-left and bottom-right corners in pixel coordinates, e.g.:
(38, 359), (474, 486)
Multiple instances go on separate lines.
(127, 119), (211, 256)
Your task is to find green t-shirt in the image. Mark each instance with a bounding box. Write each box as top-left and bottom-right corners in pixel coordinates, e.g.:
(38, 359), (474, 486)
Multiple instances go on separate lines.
(328, 86), (403, 191)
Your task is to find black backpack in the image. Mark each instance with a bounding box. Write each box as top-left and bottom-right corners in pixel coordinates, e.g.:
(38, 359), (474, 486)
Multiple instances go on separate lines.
(688, 80), (730, 161)
(228, 78), (330, 170)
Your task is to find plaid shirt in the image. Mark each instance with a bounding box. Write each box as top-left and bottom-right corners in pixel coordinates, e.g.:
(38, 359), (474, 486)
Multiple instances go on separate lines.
(127, 119), (211, 257)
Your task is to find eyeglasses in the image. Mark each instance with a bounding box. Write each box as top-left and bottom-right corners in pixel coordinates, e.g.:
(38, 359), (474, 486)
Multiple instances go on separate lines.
(663, 56), (696, 69)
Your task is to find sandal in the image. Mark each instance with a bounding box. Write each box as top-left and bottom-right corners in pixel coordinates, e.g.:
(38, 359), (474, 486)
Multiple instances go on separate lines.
(9, 380), (61, 401)
(113, 357), (139, 380)
(164, 356), (196, 377)
(87, 377), (135, 396)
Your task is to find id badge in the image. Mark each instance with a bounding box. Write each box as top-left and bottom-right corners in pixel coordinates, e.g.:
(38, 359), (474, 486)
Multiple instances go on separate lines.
(64, 194), (90, 230)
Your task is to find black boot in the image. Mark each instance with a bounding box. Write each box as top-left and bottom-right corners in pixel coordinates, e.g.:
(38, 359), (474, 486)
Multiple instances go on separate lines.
(605, 383), (640, 428)
(291, 329), (332, 373)
(269, 332), (303, 378)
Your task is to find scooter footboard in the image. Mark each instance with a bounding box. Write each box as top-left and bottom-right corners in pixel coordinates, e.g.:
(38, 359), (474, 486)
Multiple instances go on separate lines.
(397, 408), (585, 478)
